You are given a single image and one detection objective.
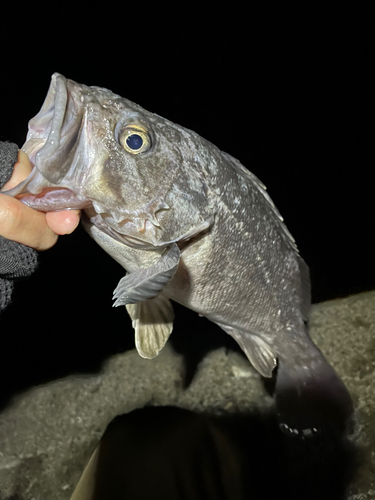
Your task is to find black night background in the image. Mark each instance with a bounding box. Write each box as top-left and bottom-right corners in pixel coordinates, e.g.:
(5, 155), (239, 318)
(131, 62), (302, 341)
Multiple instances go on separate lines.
(0, 4), (373, 499)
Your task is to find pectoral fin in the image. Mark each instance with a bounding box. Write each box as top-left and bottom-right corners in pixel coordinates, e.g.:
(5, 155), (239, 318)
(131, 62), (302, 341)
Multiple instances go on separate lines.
(218, 324), (277, 378)
(126, 294), (174, 358)
(113, 243), (180, 306)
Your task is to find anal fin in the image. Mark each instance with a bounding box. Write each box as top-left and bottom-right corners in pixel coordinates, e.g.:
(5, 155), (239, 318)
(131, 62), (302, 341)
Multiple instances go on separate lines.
(218, 324), (277, 378)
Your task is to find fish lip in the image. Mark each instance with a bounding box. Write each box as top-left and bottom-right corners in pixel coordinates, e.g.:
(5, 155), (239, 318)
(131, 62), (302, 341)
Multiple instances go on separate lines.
(16, 187), (92, 212)
(23, 73), (84, 184)
(24, 73), (67, 170)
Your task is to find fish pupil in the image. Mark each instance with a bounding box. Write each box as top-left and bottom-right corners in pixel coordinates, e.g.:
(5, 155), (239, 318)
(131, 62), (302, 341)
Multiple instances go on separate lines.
(126, 134), (143, 150)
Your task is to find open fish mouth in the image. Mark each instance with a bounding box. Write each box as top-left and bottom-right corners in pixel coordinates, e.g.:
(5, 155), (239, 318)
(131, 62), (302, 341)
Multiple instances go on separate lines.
(3, 73), (91, 211)
(24, 73), (85, 183)
(24, 74), (69, 173)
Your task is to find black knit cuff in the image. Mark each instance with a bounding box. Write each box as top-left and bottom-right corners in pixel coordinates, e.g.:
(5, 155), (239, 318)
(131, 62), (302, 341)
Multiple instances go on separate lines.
(0, 141), (38, 313)
(0, 141), (19, 188)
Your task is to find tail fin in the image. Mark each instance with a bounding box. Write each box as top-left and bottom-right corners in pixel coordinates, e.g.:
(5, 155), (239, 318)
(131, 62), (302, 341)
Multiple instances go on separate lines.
(275, 338), (353, 438)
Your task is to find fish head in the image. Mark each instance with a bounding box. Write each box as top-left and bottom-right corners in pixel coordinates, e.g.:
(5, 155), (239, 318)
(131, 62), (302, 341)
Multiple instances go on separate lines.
(5, 73), (214, 248)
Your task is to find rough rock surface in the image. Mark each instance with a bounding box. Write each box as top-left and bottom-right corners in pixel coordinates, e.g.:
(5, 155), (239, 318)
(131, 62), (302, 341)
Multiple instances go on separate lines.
(0, 291), (374, 499)
(310, 292), (375, 500)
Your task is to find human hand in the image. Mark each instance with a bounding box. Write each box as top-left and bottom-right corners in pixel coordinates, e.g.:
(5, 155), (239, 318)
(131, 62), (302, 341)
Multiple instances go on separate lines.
(0, 150), (80, 250)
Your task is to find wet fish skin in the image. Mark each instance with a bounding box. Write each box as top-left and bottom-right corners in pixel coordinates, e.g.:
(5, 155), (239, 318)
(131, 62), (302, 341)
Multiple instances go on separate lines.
(5, 74), (353, 435)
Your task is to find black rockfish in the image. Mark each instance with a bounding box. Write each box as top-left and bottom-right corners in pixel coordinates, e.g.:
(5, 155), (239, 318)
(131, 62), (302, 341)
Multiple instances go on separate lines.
(5, 73), (353, 436)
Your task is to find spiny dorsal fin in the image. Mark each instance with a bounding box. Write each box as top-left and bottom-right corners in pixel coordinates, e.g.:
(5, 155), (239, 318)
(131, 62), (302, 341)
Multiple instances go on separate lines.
(222, 152), (299, 253)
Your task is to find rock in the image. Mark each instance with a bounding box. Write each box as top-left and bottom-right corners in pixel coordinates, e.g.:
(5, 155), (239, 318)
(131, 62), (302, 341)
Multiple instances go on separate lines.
(309, 292), (375, 500)
(0, 292), (374, 499)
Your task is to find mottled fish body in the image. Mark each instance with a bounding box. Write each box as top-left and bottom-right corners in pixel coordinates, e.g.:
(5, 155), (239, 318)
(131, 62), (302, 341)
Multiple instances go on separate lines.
(6, 74), (353, 435)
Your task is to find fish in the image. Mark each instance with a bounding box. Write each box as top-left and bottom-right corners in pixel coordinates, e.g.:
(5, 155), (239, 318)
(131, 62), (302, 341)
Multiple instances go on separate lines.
(5, 73), (353, 436)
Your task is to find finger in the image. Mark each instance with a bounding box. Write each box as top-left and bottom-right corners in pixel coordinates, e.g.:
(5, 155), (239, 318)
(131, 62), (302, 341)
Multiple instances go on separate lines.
(2, 149), (81, 238)
(46, 210), (81, 235)
(1, 150), (33, 191)
(0, 194), (58, 251)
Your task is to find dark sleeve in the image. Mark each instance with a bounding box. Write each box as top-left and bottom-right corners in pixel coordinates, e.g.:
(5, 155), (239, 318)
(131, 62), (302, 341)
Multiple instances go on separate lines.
(0, 141), (38, 312)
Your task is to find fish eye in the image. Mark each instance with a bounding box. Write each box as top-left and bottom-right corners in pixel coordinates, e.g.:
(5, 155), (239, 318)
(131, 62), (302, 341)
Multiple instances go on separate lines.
(118, 125), (151, 154)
